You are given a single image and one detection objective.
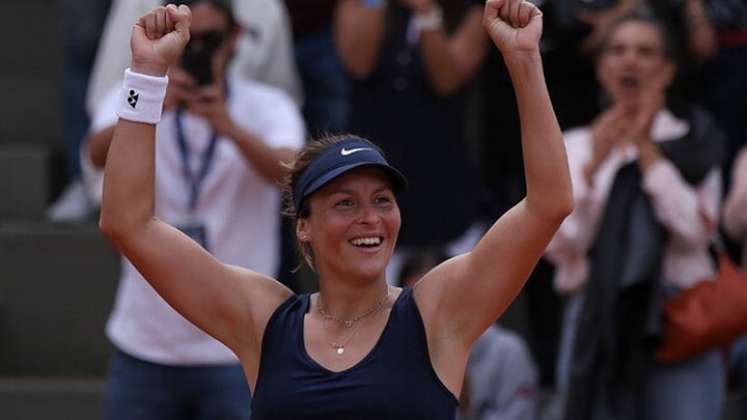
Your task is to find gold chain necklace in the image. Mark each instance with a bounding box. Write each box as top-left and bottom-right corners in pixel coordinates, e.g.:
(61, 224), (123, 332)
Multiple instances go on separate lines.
(327, 318), (365, 356)
(317, 287), (390, 328)
(318, 288), (390, 356)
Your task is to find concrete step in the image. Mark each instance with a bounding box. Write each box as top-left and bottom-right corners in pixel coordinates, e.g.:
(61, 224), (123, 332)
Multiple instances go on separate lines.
(0, 378), (104, 420)
(0, 222), (120, 377)
(1, 0), (62, 148)
(0, 146), (53, 220)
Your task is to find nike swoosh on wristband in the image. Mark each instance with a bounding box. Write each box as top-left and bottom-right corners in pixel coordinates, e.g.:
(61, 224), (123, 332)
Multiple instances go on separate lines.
(340, 147), (372, 156)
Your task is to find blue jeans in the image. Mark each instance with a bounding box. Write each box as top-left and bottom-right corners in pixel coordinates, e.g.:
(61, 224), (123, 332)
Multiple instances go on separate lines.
(106, 348), (251, 420)
(556, 294), (725, 420)
(644, 349), (724, 420)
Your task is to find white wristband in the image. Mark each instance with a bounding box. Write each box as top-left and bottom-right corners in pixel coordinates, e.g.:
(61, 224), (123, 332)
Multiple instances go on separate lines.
(413, 6), (443, 32)
(116, 68), (169, 125)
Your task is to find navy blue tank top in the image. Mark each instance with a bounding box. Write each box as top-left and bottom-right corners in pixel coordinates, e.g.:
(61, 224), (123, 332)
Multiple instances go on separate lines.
(251, 288), (458, 419)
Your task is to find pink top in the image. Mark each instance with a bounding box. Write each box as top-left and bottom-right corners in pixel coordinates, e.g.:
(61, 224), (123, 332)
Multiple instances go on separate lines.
(546, 110), (721, 294)
(723, 147), (747, 269)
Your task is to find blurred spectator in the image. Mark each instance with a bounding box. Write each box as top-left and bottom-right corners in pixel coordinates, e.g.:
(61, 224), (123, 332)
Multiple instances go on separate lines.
(724, 147), (747, 420)
(285, 0), (349, 134)
(545, 14), (725, 420)
(80, 1), (305, 418)
(724, 147), (747, 268)
(701, 0), (747, 187)
(48, 0), (112, 221)
(335, 0), (489, 278)
(640, 0), (717, 115)
(398, 251), (539, 420)
(52, 0), (302, 223)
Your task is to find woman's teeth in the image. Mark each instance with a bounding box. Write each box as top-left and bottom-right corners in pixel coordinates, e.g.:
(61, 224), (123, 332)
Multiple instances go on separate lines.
(350, 237), (382, 247)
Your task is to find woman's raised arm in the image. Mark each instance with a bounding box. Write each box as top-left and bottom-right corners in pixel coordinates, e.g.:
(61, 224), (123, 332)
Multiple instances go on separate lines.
(415, 0), (573, 347)
(98, 5), (291, 368)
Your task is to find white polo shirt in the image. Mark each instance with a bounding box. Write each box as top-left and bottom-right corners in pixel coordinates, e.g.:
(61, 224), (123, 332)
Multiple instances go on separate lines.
(84, 74), (304, 365)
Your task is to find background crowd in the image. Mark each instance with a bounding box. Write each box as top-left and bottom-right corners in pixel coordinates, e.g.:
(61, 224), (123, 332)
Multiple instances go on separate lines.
(46, 0), (747, 419)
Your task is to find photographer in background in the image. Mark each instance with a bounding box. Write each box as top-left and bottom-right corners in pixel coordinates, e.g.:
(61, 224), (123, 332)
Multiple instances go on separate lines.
(80, 1), (304, 418)
(48, 0), (302, 222)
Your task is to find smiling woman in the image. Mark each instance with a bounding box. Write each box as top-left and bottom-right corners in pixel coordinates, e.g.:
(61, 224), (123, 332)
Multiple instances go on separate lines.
(282, 135), (406, 272)
(98, 1), (572, 418)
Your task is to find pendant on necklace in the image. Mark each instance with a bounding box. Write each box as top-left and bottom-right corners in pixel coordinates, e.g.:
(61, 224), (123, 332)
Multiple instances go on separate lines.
(335, 346), (345, 356)
(344, 320), (353, 328)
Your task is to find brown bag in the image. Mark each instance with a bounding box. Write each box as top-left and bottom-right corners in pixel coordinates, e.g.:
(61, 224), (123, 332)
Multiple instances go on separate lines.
(656, 251), (747, 363)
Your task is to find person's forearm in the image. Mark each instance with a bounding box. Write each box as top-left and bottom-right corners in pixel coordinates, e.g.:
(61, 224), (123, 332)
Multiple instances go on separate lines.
(99, 119), (157, 241)
(419, 8), (486, 96)
(724, 178), (747, 240)
(419, 31), (467, 96)
(99, 58), (168, 241)
(642, 160), (719, 248)
(724, 192), (747, 240)
(506, 52), (573, 221)
(685, 0), (718, 61)
(724, 151), (747, 240)
(334, 0), (387, 78)
(224, 123), (296, 184)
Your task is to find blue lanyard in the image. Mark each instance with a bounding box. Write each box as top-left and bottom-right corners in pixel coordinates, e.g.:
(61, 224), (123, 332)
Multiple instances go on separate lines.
(174, 109), (219, 212)
(173, 83), (231, 212)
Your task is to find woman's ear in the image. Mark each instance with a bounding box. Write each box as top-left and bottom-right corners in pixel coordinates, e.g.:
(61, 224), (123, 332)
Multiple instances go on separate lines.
(296, 218), (311, 243)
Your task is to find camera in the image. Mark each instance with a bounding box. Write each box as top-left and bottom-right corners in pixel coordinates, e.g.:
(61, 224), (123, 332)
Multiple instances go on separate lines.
(181, 30), (227, 86)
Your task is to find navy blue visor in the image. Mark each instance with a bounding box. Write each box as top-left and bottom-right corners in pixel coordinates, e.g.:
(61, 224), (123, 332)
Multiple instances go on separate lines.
(293, 137), (407, 212)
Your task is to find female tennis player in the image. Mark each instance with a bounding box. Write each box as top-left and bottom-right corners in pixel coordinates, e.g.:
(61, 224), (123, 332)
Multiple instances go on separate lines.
(99, 1), (572, 418)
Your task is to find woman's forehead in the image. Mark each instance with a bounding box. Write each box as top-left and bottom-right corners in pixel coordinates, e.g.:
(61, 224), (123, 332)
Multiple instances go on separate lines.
(609, 21), (663, 47)
(319, 167), (394, 195)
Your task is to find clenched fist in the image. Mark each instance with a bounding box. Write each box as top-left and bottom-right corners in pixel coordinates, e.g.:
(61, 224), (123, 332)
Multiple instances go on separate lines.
(483, 0), (542, 57)
(131, 4), (192, 77)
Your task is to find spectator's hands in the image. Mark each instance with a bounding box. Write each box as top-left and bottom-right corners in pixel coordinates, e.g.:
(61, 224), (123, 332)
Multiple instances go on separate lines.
(629, 89), (665, 171)
(186, 85), (235, 137)
(483, 0), (542, 57)
(628, 89), (664, 147)
(163, 67), (198, 111)
(583, 105), (630, 184)
(131, 4), (192, 77)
